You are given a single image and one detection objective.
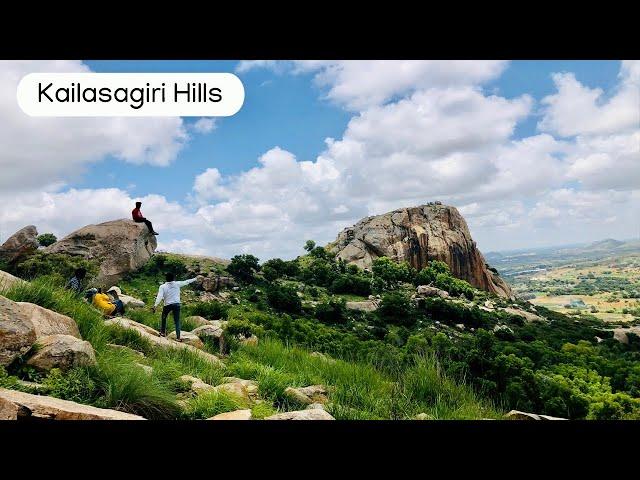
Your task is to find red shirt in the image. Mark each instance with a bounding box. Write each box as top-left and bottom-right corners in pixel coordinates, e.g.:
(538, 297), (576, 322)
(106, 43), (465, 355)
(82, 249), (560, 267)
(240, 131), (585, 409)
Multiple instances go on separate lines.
(132, 208), (144, 221)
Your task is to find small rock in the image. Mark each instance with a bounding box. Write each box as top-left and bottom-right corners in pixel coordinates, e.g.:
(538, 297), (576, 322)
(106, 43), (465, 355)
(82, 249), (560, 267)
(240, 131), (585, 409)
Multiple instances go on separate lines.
(208, 409), (252, 420)
(306, 403), (326, 410)
(284, 385), (328, 405)
(135, 363), (153, 376)
(179, 375), (215, 394)
(265, 409), (335, 420)
(455, 323), (465, 331)
(167, 331), (205, 349)
(414, 413), (433, 420)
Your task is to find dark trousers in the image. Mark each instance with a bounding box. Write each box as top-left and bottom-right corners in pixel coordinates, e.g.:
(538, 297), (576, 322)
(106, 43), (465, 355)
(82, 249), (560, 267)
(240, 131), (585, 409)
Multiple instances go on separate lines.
(161, 303), (181, 338)
(134, 217), (155, 233)
(113, 299), (125, 316)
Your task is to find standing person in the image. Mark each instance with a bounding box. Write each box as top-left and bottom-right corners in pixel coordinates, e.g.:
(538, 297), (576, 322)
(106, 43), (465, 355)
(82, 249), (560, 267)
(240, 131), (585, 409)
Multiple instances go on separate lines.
(152, 272), (198, 340)
(132, 201), (159, 235)
(66, 268), (87, 294)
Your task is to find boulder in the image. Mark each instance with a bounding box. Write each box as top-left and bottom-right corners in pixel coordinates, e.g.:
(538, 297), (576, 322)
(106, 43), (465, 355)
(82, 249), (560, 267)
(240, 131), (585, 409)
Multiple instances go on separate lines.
(26, 334), (96, 372)
(265, 409), (335, 420)
(167, 331), (205, 349)
(213, 382), (250, 403)
(0, 295), (37, 367)
(0, 387), (145, 420)
(208, 409), (252, 420)
(120, 295), (146, 308)
(185, 315), (212, 328)
(179, 375), (215, 394)
(0, 270), (27, 292)
(16, 302), (81, 339)
(284, 385), (328, 405)
(346, 300), (378, 312)
(329, 204), (512, 297)
(504, 410), (567, 420)
(45, 219), (157, 287)
(104, 318), (224, 367)
(221, 377), (259, 398)
(0, 226), (39, 264)
(196, 275), (236, 293)
(192, 323), (225, 342)
(416, 285), (450, 298)
(612, 326), (640, 345)
(502, 307), (544, 323)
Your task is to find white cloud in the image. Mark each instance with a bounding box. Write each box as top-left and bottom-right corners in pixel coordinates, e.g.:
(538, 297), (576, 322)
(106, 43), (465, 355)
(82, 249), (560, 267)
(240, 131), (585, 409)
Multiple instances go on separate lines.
(192, 117), (216, 134)
(538, 61), (640, 137)
(238, 60), (509, 110)
(0, 60), (188, 192)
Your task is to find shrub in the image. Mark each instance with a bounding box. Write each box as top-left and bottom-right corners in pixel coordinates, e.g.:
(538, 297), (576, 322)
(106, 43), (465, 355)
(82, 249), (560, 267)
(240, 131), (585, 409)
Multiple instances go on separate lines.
(372, 257), (414, 292)
(315, 298), (348, 324)
(262, 258), (299, 280)
(11, 252), (98, 284)
(266, 283), (302, 314)
(134, 254), (188, 278)
(188, 301), (229, 320)
(43, 367), (98, 404)
(36, 233), (57, 247)
(377, 292), (416, 326)
(328, 274), (372, 296)
(227, 254), (261, 284)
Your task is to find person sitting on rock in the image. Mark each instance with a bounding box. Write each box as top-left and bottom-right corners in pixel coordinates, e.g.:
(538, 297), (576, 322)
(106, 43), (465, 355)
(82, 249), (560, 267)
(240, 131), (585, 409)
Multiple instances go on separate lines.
(92, 287), (119, 317)
(132, 201), (159, 235)
(65, 267), (86, 294)
(152, 272), (198, 341)
(106, 286), (126, 316)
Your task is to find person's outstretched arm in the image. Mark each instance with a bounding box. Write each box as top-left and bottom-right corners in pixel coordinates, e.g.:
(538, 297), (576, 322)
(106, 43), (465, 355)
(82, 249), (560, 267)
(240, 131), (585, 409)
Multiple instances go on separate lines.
(175, 277), (199, 288)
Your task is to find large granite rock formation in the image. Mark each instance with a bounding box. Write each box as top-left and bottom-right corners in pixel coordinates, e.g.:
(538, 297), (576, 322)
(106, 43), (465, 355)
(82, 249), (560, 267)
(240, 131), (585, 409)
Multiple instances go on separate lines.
(328, 203), (512, 297)
(0, 225), (39, 264)
(45, 219), (157, 286)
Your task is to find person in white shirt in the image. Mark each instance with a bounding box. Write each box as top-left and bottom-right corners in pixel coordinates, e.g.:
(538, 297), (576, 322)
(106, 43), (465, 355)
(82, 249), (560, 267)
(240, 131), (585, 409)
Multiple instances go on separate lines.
(152, 272), (198, 340)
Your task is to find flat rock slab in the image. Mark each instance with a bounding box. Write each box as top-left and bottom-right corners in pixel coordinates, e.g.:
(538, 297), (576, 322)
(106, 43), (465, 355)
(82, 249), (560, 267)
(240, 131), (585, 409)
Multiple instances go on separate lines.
(265, 409), (335, 420)
(105, 318), (223, 367)
(0, 387), (145, 420)
(208, 409), (252, 420)
(345, 301), (379, 312)
(167, 331), (205, 349)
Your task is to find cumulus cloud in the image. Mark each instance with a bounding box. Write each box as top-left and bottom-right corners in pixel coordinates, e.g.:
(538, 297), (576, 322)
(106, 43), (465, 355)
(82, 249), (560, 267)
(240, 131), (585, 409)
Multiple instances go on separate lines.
(0, 60), (188, 192)
(238, 60), (509, 110)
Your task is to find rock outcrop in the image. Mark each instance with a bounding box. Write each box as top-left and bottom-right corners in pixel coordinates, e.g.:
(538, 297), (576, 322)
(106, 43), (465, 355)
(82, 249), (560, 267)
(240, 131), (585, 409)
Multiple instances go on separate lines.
(45, 219), (157, 286)
(0, 387), (145, 420)
(0, 226), (39, 265)
(329, 203), (512, 297)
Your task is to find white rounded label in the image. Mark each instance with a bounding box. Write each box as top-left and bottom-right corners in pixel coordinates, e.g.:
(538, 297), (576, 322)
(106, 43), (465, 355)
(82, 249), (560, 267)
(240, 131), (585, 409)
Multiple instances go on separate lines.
(17, 73), (245, 117)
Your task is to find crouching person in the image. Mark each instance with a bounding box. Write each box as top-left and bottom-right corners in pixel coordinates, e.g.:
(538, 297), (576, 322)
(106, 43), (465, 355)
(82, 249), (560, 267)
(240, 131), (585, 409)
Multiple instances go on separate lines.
(92, 288), (124, 317)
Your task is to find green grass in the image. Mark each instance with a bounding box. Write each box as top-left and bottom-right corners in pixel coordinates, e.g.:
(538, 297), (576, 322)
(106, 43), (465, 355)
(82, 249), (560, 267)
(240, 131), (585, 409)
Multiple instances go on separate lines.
(2, 275), (500, 420)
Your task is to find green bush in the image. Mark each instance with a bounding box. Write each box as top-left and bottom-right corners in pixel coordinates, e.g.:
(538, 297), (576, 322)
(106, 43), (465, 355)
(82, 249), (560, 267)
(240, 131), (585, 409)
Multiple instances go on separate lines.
(377, 292), (416, 326)
(43, 367), (98, 404)
(11, 252), (99, 284)
(227, 254), (261, 284)
(372, 257), (414, 292)
(266, 283), (302, 314)
(36, 233), (57, 247)
(329, 273), (372, 296)
(315, 298), (348, 324)
(188, 301), (229, 320)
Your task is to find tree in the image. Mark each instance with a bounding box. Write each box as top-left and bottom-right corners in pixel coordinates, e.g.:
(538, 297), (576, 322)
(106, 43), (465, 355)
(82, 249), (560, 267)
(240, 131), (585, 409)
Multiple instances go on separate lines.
(266, 283), (302, 314)
(372, 257), (413, 291)
(36, 233), (57, 247)
(377, 291), (416, 326)
(227, 254), (260, 284)
(304, 240), (316, 252)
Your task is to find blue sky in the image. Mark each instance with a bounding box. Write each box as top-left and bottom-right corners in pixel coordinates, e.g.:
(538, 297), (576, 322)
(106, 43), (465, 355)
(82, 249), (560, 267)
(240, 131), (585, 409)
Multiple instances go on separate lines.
(1, 60), (638, 259)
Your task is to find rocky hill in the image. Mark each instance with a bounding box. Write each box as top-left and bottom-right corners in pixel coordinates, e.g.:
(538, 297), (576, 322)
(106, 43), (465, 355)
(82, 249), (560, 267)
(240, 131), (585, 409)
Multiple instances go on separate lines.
(328, 203), (512, 297)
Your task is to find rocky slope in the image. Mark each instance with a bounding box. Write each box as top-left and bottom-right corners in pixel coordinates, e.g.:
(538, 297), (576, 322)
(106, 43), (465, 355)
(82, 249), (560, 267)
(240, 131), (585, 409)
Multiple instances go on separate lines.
(328, 203), (512, 297)
(45, 219), (157, 286)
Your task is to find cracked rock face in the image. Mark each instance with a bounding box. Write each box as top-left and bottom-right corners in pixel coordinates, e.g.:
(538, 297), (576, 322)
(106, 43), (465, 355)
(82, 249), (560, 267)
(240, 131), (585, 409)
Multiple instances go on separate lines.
(328, 203), (512, 297)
